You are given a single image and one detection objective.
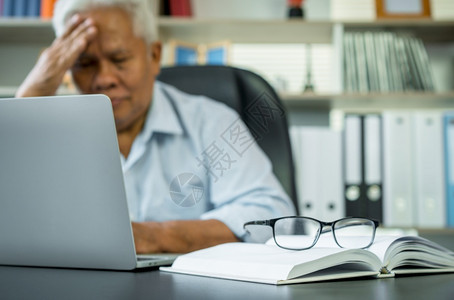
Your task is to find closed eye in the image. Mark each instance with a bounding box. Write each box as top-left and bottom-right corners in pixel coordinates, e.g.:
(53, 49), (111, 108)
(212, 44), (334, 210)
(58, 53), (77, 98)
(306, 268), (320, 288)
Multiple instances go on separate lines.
(111, 56), (131, 65)
(74, 57), (97, 69)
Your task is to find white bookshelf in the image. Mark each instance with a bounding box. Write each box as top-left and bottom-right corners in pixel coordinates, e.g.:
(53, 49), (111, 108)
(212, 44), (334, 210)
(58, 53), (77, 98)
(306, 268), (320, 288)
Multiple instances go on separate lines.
(0, 17), (453, 111)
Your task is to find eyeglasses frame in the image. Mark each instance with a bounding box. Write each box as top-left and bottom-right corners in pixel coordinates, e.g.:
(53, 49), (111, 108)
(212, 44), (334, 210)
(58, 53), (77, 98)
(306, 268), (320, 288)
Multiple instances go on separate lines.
(243, 216), (380, 251)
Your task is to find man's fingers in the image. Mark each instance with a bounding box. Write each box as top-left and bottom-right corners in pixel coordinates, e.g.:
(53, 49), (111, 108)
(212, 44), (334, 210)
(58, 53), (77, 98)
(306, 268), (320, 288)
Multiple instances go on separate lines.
(50, 18), (97, 70)
(57, 17), (97, 48)
(65, 19), (97, 56)
(69, 18), (97, 41)
(60, 13), (84, 39)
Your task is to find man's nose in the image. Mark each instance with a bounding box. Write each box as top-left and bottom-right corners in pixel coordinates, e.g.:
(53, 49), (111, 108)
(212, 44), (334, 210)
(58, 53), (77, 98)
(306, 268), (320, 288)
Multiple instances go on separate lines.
(93, 61), (118, 91)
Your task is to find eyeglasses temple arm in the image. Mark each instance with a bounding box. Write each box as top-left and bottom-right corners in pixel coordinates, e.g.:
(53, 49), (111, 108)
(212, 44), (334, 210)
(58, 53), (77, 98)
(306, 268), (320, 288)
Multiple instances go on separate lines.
(243, 220), (269, 229)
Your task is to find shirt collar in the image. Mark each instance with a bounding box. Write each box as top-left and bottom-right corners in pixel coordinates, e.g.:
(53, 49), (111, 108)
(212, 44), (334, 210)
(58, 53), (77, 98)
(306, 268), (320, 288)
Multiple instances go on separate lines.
(139, 81), (184, 143)
(121, 81), (184, 171)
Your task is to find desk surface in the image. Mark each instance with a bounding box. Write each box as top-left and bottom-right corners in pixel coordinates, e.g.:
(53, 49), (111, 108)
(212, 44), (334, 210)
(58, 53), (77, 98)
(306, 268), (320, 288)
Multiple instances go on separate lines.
(1, 266), (453, 300)
(1, 232), (453, 300)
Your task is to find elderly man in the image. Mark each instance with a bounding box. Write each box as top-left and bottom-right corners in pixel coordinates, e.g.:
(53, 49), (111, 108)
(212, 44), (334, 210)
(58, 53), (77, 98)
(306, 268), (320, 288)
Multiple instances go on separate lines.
(17, 0), (295, 253)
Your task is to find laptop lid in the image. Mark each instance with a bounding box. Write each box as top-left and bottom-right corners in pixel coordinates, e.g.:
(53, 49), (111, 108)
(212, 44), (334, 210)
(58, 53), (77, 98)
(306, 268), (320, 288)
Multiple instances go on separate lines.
(0, 95), (142, 270)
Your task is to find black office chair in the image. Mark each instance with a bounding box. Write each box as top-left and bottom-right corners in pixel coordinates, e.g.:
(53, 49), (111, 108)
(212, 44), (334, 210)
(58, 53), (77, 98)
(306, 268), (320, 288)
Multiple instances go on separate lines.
(157, 65), (298, 212)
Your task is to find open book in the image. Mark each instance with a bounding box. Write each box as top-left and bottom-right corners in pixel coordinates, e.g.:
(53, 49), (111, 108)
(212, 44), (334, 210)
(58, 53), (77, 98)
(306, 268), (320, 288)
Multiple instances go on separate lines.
(160, 235), (454, 285)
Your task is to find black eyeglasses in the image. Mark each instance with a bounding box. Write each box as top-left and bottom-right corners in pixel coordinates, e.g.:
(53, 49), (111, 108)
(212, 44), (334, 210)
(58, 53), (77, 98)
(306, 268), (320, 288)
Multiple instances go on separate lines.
(243, 216), (379, 250)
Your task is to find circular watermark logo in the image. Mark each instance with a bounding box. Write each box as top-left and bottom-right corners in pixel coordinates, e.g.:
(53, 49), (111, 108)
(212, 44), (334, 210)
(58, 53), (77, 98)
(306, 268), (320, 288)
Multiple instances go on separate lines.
(169, 173), (204, 207)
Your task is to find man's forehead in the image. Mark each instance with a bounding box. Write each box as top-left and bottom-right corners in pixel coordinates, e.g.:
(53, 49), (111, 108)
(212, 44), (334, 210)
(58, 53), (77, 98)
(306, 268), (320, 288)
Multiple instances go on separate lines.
(79, 44), (132, 58)
(84, 27), (142, 56)
(76, 6), (133, 34)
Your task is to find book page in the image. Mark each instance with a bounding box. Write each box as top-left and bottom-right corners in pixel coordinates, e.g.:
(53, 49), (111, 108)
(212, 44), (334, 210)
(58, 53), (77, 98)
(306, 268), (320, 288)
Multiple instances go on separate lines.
(368, 235), (454, 272)
(366, 235), (403, 262)
(162, 242), (382, 284)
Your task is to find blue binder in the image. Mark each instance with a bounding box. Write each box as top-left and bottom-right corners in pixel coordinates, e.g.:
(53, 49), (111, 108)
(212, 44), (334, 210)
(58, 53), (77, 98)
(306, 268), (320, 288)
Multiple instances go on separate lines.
(14, 0), (27, 17)
(444, 113), (454, 227)
(2, 0), (14, 17)
(27, 0), (41, 17)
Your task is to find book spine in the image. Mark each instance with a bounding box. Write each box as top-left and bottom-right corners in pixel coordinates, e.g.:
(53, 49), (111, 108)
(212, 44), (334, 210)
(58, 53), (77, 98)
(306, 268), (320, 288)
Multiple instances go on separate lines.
(27, 0), (41, 17)
(2, 0), (14, 17)
(445, 113), (454, 227)
(169, 0), (192, 17)
(40, 0), (56, 19)
(14, 0), (27, 17)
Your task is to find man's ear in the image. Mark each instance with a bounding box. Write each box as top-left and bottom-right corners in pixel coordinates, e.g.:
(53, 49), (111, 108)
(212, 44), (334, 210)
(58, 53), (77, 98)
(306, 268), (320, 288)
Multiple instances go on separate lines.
(150, 41), (162, 63)
(149, 41), (162, 76)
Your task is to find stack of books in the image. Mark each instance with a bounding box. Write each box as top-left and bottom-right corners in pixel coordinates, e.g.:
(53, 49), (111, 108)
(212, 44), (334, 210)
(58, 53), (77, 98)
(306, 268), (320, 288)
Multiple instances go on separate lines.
(343, 31), (435, 93)
(1, 0), (57, 18)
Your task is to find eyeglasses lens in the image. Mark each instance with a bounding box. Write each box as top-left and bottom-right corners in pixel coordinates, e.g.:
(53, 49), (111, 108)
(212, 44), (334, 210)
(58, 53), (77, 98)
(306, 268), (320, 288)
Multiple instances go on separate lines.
(333, 218), (375, 248)
(274, 218), (320, 250)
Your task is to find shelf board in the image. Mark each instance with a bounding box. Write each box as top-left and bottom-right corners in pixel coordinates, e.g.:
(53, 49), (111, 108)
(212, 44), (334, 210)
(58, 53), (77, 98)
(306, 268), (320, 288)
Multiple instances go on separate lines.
(343, 19), (454, 27)
(1, 17), (453, 43)
(158, 17), (334, 43)
(343, 19), (454, 43)
(281, 91), (454, 111)
(0, 18), (52, 27)
(0, 18), (54, 43)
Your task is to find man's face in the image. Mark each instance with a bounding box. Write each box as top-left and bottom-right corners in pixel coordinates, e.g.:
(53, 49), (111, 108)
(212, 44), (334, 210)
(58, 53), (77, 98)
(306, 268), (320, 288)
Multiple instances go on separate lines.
(71, 7), (161, 132)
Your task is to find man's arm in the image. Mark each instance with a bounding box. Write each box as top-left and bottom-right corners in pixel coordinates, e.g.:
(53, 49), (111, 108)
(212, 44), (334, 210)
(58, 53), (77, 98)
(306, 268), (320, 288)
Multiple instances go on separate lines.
(16, 14), (96, 97)
(131, 219), (239, 254)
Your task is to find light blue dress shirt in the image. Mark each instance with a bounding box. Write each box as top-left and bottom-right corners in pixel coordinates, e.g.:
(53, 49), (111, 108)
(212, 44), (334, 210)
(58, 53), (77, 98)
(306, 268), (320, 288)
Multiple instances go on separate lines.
(121, 81), (295, 240)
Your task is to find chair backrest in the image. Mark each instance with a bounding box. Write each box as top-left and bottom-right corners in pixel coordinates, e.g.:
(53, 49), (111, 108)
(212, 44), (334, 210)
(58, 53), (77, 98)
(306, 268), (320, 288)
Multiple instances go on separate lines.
(157, 65), (298, 212)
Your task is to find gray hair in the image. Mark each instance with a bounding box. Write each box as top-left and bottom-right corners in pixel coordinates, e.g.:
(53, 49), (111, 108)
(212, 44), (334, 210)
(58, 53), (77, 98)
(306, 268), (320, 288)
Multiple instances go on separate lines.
(52, 0), (158, 44)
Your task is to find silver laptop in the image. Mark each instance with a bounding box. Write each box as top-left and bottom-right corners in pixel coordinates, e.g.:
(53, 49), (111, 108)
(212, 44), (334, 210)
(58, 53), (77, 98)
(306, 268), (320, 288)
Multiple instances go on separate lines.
(0, 94), (176, 270)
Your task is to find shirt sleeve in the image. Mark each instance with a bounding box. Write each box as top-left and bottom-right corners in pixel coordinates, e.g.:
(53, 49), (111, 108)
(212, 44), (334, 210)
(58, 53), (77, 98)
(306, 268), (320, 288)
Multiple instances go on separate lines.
(197, 103), (296, 242)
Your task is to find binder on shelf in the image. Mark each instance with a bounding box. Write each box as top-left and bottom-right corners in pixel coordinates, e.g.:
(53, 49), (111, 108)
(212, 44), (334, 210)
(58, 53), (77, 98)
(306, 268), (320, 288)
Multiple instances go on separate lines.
(41, 0), (57, 19)
(412, 111), (445, 228)
(289, 126), (303, 214)
(169, 0), (192, 17)
(431, 0), (454, 20)
(318, 128), (344, 221)
(27, 0), (41, 17)
(343, 114), (383, 222)
(444, 113), (454, 227)
(289, 125), (303, 215)
(2, 0), (14, 17)
(293, 127), (344, 220)
(330, 0), (375, 21)
(297, 127), (323, 219)
(14, 0), (27, 17)
(343, 115), (366, 218)
(382, 111), (414, 228)
(363, 114), (383, 223)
